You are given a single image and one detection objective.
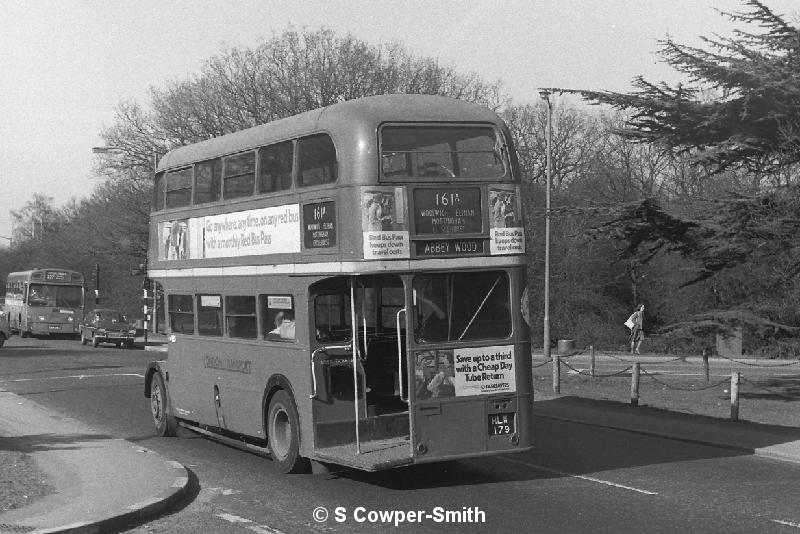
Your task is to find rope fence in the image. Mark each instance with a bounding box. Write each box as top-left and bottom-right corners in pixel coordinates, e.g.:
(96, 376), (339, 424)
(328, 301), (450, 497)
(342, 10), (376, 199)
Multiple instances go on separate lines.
(534, 345), (800, 422)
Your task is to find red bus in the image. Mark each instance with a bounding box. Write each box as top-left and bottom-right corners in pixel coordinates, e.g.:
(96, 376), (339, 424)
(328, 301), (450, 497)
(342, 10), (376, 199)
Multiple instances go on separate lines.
(144, 94), (532, 472)
(4, 268), (85, 338)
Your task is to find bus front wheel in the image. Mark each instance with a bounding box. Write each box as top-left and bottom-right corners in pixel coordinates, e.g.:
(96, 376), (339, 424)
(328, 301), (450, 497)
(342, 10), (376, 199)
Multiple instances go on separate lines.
(267, 390), (310, 474)
(150, 372), (177, 437)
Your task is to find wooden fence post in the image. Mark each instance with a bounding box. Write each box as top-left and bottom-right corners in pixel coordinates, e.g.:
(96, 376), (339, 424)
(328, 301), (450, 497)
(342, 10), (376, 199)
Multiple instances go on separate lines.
(552, 354), (560, 394)
(590, 345), (595, 378)
(730, 371), (740, 421)
(630, 362), (640, 407)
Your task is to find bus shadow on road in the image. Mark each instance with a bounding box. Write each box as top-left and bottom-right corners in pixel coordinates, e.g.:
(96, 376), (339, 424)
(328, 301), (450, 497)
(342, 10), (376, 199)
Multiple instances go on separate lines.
(0, 432), (115, 453)
(340, 394), (800, 490)
(329, 458), (541, 490)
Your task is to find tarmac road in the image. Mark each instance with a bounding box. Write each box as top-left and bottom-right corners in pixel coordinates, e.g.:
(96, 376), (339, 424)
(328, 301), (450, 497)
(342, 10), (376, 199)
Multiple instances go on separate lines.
(3, 337), (800, 533)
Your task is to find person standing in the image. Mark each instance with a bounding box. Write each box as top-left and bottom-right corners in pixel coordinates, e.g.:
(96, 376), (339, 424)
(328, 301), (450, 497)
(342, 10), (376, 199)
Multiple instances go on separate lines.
(629, 304), (645, 354)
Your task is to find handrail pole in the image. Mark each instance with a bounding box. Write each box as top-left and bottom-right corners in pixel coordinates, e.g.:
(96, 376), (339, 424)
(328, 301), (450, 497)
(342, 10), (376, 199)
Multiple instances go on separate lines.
(350, 280), (361, 454)
(396, 308), (407, 402)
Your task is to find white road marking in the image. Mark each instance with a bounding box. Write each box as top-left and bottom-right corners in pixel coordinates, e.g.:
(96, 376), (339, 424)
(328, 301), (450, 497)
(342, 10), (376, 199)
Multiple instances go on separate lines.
(498, 456), (659, 495)
(217, 512), (251, 523)
(0, 373), (144, 382)
(215, 512), (287, 534)
(773, 519), (800, 529)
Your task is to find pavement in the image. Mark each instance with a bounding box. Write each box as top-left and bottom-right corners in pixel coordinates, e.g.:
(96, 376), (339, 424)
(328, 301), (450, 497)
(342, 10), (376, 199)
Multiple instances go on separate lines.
(1, 340), (799, 533)
(0, 334), (183, 534)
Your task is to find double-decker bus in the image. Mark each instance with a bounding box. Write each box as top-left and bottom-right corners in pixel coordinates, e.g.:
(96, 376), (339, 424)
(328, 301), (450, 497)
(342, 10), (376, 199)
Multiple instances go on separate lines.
(4, 268), (85, 338)
(144, 94), (532, 473)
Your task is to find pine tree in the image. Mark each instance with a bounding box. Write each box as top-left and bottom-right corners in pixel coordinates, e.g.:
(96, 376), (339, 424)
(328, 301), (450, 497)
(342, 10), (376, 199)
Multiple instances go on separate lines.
(575, 0), (800, 174)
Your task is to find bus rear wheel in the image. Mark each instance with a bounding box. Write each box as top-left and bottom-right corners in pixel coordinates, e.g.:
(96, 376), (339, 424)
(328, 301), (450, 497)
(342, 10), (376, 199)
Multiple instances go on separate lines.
(150, 372), (177, 437)
(267, 390), (310, 474)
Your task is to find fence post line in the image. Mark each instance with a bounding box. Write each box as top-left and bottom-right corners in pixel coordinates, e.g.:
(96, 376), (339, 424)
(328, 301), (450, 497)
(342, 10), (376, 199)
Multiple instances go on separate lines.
(590, 345), (595, 378)
(730, 371), (740, 421)
(703, 349), (709, 382)
(552, 354), (561, 394)
(630, 362), (640, 407)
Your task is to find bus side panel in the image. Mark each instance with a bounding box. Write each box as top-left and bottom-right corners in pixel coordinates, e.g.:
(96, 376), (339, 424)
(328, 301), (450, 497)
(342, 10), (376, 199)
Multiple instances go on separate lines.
(163, 335), (315, 453)
(163, 336), (219, 427)
(206, 340), (311, 439)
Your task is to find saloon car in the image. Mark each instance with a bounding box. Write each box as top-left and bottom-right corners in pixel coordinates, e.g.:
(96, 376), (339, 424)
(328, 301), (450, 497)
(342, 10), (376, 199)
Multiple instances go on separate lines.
(80, 308), (137, 348)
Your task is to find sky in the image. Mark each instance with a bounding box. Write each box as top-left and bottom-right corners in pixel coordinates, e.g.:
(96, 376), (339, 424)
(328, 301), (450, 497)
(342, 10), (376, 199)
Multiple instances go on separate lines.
(1, 0), (798, 244)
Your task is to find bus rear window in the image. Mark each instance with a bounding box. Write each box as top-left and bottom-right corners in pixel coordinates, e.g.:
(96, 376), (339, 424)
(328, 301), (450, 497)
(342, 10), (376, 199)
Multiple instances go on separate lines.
(381, 125), (506, 181)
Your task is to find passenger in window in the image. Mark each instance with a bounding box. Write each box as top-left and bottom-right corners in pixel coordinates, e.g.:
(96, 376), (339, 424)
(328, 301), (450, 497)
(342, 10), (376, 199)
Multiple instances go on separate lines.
(268, 311), (295, 340)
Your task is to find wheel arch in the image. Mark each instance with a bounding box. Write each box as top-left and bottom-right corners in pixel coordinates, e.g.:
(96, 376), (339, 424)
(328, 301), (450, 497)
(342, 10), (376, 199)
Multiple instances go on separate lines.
(261, 374), (298, 440)
(144, 361), (167, 398)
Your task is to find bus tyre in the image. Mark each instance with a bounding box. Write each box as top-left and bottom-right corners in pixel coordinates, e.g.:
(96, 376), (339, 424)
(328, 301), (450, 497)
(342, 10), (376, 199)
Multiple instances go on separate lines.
(267, 390), (310, 474)
(150, 372), (177, 437)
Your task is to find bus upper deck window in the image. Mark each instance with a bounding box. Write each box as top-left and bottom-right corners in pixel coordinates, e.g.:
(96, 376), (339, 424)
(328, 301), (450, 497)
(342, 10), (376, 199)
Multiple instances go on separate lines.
(258, 141), (293, 193)
(380, 125), (506, 181)
(153, 172), (165, 211)
(195, 158), (221, 204)
(165, 168), (192, 208)
(223, 152), (256, 199)
(298, 134), (337, 187)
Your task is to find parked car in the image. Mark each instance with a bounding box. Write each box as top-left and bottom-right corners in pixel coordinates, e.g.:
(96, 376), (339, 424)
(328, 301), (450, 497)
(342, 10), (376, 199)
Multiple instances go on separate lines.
(0, 312), (11, 348)
(80, 308), (137, 348)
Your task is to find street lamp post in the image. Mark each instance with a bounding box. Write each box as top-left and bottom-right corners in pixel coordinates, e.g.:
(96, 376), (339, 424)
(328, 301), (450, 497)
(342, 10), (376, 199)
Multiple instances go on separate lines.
(539, 89), (555, 391)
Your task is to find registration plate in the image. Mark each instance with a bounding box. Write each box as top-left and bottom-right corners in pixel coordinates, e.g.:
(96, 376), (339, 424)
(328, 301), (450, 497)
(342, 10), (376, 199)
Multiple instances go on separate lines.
(488, 412), (515, 435)
(48, 324), (62, 330)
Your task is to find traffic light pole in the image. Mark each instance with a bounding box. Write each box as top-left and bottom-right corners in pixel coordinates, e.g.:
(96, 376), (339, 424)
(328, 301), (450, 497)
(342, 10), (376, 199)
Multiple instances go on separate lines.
(142, 279), (150, 343)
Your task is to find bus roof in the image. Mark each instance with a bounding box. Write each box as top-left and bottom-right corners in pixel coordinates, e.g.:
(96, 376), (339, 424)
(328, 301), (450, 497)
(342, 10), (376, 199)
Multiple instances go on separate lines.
(156, 94), (506, 172)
